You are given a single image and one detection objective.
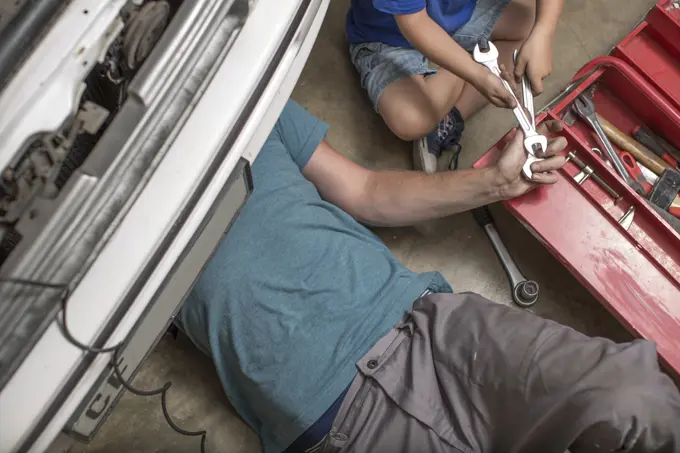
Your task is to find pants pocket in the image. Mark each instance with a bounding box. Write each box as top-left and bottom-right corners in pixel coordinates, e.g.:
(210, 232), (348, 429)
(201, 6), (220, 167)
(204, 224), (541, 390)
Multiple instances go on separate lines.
(349, 42), (383, 73)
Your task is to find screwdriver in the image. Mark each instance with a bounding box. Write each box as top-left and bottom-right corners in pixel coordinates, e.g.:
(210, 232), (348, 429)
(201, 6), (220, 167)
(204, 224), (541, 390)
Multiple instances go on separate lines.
(565, 151), (621, 200)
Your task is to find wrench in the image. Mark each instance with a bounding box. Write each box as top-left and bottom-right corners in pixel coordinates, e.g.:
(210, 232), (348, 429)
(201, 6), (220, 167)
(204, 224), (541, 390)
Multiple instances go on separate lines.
(572, 95), (646, 196)
(513, 49), (535, 131)
(473, 40), (546, 180)
(472, 207), (539, 308)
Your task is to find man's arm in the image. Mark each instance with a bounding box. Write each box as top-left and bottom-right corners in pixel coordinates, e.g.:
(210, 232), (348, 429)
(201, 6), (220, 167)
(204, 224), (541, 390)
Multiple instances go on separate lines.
(303, 121), (567, 227)
(395, 11), (516, 109)
(304, 145), (504, 227)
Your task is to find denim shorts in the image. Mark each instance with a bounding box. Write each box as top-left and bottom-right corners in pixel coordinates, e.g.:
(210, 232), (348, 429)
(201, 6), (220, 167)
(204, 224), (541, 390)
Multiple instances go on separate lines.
(349, 0), (512, 112)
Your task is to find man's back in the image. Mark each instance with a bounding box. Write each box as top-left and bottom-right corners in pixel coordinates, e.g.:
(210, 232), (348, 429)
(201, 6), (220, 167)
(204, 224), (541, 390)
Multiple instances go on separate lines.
(176, 101), (448, 453)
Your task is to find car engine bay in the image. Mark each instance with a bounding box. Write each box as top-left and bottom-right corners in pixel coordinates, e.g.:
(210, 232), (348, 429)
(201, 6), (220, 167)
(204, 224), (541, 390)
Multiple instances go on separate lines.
(0, 0), (248, 391)
(0, 0), (181, 266)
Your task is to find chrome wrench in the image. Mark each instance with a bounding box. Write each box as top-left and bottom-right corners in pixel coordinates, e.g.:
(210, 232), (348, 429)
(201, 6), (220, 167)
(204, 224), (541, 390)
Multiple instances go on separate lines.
(473, 40), (546, 180)
(472, 206), (539, 308)
(572, 95), (646, 196)
(513, 49), (535, 131)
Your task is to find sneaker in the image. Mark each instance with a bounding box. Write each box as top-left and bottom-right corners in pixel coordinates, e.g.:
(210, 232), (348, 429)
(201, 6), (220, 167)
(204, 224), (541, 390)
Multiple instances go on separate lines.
(412, 107), (465, 173)
(412, 136), (437, 173)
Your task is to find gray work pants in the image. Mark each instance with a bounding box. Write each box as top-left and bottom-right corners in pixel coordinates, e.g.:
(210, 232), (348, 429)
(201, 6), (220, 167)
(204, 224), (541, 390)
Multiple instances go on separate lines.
(322, 293), (680, 453)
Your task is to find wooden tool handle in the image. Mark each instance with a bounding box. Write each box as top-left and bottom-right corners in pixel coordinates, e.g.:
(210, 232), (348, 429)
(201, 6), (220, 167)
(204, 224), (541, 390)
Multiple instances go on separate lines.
(595, 114), (669, 175)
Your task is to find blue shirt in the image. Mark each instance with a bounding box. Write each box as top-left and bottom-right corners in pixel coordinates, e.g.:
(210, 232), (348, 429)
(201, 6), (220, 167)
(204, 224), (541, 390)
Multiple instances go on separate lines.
(176, 101), (450, 453)
(347, 0), (477, 48)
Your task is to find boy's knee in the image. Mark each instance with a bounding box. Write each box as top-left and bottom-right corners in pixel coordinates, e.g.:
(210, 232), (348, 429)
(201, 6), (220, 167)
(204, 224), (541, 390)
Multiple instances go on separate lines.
(382, 106), (439, 141)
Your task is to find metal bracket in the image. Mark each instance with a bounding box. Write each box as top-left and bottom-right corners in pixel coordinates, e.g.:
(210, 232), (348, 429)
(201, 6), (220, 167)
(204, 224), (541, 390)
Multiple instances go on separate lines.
(618, 206), (635, 230)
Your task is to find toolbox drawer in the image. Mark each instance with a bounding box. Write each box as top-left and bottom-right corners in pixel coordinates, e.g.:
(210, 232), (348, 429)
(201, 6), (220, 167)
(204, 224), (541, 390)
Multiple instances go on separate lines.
(647, 0), (680, 55)
(474, 62), (680, 379)
(612, 20), (680, 113)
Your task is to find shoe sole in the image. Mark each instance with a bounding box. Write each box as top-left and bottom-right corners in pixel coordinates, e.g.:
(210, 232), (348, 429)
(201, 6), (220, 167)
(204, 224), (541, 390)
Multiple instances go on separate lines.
(413, 138), (436, 174)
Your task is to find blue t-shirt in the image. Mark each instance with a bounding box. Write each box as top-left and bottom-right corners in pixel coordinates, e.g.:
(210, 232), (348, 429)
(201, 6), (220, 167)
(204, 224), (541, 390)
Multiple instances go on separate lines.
(176, 101), (450, 453)
(347, 0), (477, 48)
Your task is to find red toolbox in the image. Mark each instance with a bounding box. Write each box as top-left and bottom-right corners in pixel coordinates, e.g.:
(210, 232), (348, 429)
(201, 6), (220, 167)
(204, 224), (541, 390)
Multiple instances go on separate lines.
(474, 5), (680, 378)
(610, 1), (680, 112)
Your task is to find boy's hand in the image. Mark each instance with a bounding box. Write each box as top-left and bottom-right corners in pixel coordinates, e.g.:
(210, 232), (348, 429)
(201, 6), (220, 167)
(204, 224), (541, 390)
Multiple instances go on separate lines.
(474, 65), (517, 109)
(514, 29), (554, 95)
(494, 120), (567, 200)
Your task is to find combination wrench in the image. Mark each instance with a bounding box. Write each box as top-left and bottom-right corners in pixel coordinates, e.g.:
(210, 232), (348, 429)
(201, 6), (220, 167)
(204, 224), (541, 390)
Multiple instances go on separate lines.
(572, 95), (647, 196)
(472, 207), (539, 308)
(473, 39), (546, 180)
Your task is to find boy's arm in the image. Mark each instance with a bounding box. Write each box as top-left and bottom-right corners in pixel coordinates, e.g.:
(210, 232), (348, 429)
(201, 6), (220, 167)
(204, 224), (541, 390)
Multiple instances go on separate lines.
(514, 0), (564, 94)
(395, 10), (516, 109)
(534, 0), (564, 35)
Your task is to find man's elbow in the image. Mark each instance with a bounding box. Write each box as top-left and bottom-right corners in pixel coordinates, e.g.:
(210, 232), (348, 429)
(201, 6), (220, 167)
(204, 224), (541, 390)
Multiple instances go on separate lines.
(351, 206), (393, 228)
(344, 173), (394, 227)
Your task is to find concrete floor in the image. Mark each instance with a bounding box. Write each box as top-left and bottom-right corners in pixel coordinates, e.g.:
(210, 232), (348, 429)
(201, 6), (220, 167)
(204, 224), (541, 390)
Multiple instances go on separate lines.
(72, 0), (656, 451)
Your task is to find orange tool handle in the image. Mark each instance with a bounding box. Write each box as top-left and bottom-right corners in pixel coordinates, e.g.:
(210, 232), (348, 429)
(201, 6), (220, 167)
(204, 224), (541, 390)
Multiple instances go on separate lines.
(596, 114), (670, 175)
(620, 151), (653, 194)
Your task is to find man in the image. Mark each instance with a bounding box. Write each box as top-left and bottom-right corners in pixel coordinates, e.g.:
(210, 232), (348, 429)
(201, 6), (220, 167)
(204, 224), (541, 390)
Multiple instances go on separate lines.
(177, 101), (680, 453)
(346, 0), (562, 173)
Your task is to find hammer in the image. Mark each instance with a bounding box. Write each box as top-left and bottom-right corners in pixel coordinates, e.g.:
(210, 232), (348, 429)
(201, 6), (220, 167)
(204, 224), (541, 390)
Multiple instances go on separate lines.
(649, 168), (680, 219)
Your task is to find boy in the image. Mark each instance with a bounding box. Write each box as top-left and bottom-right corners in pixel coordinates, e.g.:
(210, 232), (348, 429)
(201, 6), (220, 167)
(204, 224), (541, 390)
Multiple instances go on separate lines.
(347, 0), (563, 173)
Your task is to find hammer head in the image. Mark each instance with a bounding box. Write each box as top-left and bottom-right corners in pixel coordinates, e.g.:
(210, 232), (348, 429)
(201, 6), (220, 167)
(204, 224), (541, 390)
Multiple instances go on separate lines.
(648, 168), (680, 211)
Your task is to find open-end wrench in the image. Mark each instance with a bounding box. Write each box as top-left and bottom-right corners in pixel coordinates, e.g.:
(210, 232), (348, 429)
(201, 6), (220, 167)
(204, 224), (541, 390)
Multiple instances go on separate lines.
(472, 206), (539, 308)
(572, 95), (646, 196)
(513, 49), (535, 131)
(473, 40), (546, 180)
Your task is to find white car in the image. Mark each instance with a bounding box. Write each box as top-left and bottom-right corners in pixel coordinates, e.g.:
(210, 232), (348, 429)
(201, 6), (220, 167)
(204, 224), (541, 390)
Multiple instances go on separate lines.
(0, 0), (329, 451)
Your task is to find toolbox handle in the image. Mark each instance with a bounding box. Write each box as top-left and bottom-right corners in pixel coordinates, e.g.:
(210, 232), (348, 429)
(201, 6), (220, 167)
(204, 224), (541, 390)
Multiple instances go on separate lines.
(572, 56), (680, 127)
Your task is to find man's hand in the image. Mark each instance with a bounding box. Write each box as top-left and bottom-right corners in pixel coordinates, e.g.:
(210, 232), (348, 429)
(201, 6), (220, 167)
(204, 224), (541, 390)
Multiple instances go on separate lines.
(494, 120), (567, 199)
(474, 67), (517, 109)
(514, 29), (554, 95)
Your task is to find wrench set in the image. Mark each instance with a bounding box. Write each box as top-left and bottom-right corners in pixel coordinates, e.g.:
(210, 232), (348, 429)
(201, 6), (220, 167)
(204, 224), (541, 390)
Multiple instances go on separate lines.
(473, 40), (546, 181)
(470, 39), (547, 308)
